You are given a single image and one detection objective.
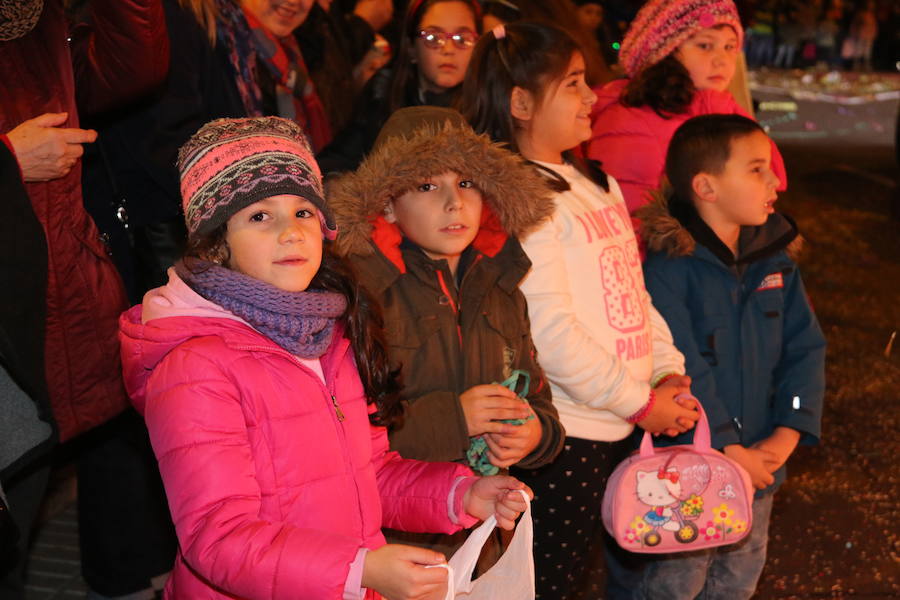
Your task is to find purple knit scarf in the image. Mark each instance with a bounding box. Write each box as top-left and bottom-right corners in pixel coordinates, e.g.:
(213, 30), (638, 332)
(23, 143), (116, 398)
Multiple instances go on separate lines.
(175, 260), (346, 359)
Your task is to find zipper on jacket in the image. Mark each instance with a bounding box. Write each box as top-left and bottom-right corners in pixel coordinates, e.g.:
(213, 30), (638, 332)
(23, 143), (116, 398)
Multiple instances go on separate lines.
(435, 268), (463, 347)
(331, 394), (345, 422)
(231, 341), (366, 537)
(233, 343), (349, 424)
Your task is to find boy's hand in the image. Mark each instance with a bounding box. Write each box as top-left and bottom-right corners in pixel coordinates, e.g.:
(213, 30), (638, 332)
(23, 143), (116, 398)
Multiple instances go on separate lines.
(637, 385), (699, 435)
(460, 384), (531, 436)
(361, 544), (448, 600)
(752, 427), (801, 472)
(463, 475), (532, 530)
(724, 444), (777, 489)
(483, 414), (542, 468)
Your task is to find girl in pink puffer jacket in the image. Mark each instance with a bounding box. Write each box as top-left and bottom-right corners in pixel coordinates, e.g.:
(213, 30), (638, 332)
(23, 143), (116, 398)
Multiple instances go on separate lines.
(118, 117), (531, 600)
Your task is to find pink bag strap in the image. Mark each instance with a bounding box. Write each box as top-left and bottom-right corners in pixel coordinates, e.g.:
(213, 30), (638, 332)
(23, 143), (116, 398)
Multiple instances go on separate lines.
(638, 395), (710, 457)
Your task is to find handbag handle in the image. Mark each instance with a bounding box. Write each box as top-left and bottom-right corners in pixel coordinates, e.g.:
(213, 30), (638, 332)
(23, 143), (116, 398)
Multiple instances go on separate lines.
(638, 394), (710, 457)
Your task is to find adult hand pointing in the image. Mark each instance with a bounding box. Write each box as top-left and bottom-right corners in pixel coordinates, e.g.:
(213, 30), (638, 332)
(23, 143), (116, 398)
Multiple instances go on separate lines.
(6, 112), (97, 182)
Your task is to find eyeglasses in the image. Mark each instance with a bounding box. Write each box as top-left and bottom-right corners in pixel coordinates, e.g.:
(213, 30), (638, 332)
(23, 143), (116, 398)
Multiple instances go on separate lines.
(417, 27), (478, 50)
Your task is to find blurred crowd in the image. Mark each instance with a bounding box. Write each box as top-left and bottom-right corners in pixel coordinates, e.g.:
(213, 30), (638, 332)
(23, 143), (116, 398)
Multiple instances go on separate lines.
(738, 0), (899, 71)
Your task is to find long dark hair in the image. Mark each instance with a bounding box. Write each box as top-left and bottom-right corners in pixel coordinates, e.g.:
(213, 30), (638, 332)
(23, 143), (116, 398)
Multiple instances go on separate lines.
(460, 22), (579, 153)
(308, 250), (403, 427)
(182, 229), (403, 427)
(386, 0), (482, 115)
(459, 21), (609, 191)
(621, 54), (696, 117)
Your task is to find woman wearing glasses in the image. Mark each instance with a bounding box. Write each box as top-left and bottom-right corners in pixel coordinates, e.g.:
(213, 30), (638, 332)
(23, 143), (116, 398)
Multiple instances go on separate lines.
(316, 0), (481, 175)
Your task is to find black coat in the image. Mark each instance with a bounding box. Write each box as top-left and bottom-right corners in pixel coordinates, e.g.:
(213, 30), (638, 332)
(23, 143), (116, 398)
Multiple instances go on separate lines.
(81, 0), (245, 300)
(0, 141), (55, 480)
(316, 67), (459, 176)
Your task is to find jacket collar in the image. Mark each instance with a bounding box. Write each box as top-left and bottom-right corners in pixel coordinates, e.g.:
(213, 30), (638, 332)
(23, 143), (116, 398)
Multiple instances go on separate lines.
(368, 203), (509, 274)
(639, 190), (802, 267)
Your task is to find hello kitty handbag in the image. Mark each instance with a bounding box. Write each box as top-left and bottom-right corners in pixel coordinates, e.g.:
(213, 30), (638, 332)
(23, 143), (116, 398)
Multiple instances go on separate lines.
(601, 398), (754, 553)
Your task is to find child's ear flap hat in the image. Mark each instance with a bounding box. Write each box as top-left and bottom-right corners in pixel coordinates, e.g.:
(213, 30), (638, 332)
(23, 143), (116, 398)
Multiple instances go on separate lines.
(177, 116), (337, 240)
(619, 0), (743, 77)
(328, 106), (555, 258)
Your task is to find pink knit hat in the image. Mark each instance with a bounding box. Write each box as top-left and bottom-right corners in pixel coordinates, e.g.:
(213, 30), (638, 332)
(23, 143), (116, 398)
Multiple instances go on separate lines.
(618, 0), (743, 77)
(177, 117), (336, 239)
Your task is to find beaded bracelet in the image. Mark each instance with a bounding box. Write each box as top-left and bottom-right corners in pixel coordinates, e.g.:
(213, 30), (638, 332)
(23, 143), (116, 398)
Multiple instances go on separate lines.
(626, 389), (656, 424)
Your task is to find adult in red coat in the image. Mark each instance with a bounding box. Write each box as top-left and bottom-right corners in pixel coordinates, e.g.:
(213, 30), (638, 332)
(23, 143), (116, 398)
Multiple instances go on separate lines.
(0, 0), (170, 596)
(0, 0), (168, 442)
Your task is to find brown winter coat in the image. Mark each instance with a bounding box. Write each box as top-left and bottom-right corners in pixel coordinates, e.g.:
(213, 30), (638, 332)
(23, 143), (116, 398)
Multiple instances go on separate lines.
(328, 122), (565, 467)
(0, 0), (168, 441)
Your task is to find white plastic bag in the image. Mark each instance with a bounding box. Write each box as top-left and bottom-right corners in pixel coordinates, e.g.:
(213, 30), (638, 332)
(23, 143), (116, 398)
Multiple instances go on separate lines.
(434, 490), (535, 600)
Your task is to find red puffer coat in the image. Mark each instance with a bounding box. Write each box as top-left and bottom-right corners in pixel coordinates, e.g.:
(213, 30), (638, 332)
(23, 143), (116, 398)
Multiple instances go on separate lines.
(0, 0), (168, 440)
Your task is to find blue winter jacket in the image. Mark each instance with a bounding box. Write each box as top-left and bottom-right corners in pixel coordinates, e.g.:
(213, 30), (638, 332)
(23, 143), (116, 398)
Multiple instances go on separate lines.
(639, 198), (826, 493)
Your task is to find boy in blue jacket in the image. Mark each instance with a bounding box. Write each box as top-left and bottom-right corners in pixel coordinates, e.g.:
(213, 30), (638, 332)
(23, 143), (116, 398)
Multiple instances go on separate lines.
(636, 114), (826, 600)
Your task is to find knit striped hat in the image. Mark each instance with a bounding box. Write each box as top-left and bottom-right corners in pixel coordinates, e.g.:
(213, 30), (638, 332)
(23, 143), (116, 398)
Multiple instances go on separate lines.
(177, 117), (336, 239)
(619, 0), (743, 77)
(0, 0), (43, 41)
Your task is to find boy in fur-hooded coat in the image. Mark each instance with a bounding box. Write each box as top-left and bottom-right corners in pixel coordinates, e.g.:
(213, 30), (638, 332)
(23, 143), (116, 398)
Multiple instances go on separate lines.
(328, 107), (565, 473)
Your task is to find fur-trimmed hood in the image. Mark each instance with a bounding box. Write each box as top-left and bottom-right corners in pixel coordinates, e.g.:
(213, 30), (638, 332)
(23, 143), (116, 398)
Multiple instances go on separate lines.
(638, 187), (803, 262)
(327, 120), (555, 269)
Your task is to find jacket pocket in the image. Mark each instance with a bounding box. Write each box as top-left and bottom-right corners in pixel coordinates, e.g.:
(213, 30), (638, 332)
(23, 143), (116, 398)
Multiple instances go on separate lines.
(384, 314), (442, 349)
(482, 308), (532, 381)
(752, 291), (784, 364)
(483, 307), (530, 342)
(695, 314), (728, 368)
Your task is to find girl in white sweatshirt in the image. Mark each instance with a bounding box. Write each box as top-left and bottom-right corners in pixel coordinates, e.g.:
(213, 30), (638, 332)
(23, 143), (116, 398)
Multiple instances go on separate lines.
(460, 22), (700, 599)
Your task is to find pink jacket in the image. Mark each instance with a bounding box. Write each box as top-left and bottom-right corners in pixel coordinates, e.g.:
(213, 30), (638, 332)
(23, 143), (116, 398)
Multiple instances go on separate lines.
(586, 79), (787, 216)
(119, 274), (474, 599)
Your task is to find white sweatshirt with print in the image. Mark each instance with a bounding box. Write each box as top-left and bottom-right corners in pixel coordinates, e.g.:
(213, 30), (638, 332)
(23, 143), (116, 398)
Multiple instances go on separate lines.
(520, 162), (684, 442)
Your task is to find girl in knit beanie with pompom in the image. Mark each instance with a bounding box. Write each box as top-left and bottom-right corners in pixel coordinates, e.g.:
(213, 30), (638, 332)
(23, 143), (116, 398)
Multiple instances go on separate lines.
(118, 116), (531, 600)
(587, 0), (788, 231)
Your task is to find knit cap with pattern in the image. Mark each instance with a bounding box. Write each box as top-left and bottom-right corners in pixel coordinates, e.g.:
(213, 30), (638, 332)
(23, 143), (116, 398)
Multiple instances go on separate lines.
(0, 0), (43, 41)
(619, 0), (743, 77)
(177, 116), (337, 239)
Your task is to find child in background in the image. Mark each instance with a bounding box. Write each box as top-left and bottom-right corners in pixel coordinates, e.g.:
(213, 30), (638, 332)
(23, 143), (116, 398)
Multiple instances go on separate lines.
(460, 22), (699, 599)
(327, 105), (564, 561)
(317, 0), (481, 174)
(118, 117), (531, 600)
(587, 0), (787, 220)
(638, 114), (825, 599)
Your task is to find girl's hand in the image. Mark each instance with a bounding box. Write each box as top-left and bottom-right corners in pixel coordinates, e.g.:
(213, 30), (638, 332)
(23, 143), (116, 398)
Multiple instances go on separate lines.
(637, 385), (699, 435)
(653, 377), (695, 437)
(460, 384), (531, 436)
(483, 414), (542, 467)
(724, 444), (777, 490)
(463, 476), (532, 530)
(361, 544), (448, 600)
